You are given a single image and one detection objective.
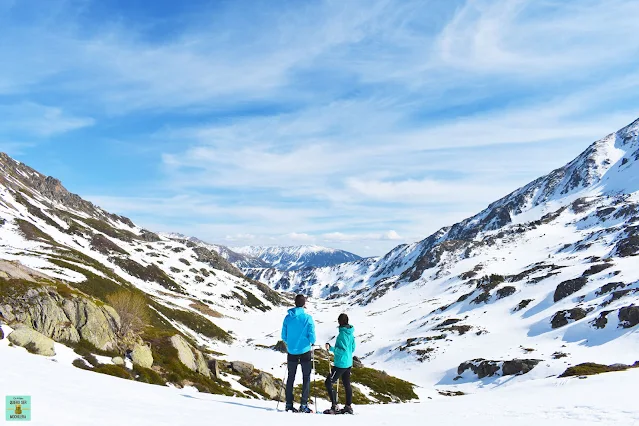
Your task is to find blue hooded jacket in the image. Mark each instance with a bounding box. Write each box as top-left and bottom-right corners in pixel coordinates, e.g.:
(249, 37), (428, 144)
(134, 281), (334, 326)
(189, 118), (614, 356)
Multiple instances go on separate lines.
(281, 307), (316, 355)
(329, 325), (356, 369)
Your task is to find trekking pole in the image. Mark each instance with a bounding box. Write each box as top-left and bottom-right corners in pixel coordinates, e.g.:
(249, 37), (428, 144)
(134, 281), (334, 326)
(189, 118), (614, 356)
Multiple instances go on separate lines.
(312, 345), (318, 413)
(276, 362), (287, 411)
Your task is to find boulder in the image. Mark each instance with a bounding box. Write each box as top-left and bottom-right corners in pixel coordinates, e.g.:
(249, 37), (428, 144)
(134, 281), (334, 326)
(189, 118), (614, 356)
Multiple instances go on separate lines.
(353, 356), (364, 368)
(8, 326), (56, 356)
(458, 358), (541, 379)
(62, 299), (120, 351)
(250, 372), (281, 399)
(553, 277), (588, 302)
(112, 356), (125, 366)
(502, 359), (541, 376)
(618, 305), (639, 328)
(231, 361), (254, 376)
(208, 359), (221, 379)
(2, 287), (120, 351)
(169, 335), (211, 377)
(551, 308), (587, 329)
(131, 344), (153, 368)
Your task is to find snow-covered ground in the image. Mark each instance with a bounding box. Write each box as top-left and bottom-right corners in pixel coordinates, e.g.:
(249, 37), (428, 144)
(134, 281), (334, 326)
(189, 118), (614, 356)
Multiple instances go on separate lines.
(2, 326), (637, 426)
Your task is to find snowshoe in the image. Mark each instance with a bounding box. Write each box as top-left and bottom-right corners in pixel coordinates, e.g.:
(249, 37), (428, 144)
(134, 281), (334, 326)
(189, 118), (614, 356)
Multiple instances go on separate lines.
(339, 405), (354, 415)
(285, 406), (299, 413)
(299, 405), (314, 414)
(323, 407), (338, 415)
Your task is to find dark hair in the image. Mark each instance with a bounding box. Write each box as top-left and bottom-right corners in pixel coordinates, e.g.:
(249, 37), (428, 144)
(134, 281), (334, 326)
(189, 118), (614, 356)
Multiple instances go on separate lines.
(295, 294), (306, 308)
(338, 313), (349, 327)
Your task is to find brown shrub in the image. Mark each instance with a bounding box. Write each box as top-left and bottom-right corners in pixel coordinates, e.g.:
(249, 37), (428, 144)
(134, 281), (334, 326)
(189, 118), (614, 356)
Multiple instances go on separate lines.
(107, 291), (151, 340)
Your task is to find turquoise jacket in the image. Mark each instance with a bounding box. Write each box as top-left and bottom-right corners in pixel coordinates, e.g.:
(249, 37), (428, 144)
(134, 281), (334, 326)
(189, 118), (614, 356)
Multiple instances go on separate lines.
(281, 307), (316, 355)
(329, 325), (356, 368)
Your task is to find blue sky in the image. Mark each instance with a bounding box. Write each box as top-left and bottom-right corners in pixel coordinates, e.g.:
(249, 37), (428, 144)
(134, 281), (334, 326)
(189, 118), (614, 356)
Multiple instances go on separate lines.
(1, 0), (638, 257)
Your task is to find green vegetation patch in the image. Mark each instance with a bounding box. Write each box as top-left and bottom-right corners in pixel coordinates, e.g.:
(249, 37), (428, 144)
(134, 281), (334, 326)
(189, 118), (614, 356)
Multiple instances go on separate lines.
(233, 287), (271, 312)
(94, 364), (133, 380)
(153, 303), (233, 343)
(81, 217), (137, 242)
(15, 219), (56, 243)
(559, 362), (639, 378)
(111, 257), (185, 294)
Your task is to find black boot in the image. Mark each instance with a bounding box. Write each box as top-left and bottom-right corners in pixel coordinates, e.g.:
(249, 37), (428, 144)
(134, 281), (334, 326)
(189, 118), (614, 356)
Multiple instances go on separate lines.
(323, 406), (338, 414)
(340, 405), (354, 415)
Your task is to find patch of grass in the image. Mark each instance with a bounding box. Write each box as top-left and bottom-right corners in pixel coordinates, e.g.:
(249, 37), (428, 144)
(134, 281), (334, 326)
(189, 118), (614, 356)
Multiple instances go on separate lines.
(81, 218), (137, 242)
(559, 362), (638, 378)
(133, 366), (167, 386)
(350, 366), (417, 402)
(111, 258), (185, 294)
(12, 191), (64, 231)
(94, 364), (133, 380)
(294, 380), (373, 405)
(189, 301), (223, 318)
(72, 358), (92, 370)
(65, 338), (120, 358)
(15, 219), (56, 243)
(233, 288), (271, 312)
(153, 303), (233, 343)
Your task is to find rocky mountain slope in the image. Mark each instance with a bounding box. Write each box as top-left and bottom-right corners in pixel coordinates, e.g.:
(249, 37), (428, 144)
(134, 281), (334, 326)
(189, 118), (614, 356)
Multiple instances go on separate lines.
(237, 119), (639, 390)
(0, 152), (415, 405)
(233, 245), (362, 271)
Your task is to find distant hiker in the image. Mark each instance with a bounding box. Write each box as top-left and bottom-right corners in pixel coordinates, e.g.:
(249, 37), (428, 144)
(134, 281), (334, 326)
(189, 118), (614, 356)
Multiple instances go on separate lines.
(281, 294), (316, 413)
(324, 313), (356, 415)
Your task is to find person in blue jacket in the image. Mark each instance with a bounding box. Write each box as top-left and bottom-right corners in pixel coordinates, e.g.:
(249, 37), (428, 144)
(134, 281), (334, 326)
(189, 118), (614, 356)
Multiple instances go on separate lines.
(324, 313), (356, 415)
(281, 294), (316, 413)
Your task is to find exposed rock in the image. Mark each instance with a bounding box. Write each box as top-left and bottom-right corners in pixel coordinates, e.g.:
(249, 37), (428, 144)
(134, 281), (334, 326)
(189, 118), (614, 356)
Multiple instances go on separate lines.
(90, 234), (127, 255)
(591, 311), (612, 329)
(169, 335), (211, 377)
(502, 359), (541, 376)
(8, 326), (56, 356)
(231, 361), (255, 376)
(618, 305), (639, 328)
(551, 308), (588, 329)
(271, 340), (287, 353)
(554, 277), (588, 302)
(596, 282), (626, 296)
(582, 263), (613, 277)
(139, 230), (161, 242)
(513, 299), (534, 312)
(496, 286), (516, 299)
(207, 359), (220, 379)
(112, 356), (125, 366)
(457, 359), (500, 379)
(131, 343), (153, 368)
(62, 299), (121, 350)
(2, 287), (120, 350)
(458, 358), (541, 379)
(353, 356), (364, 368)
(249, 372), (281, 399)
(192, 247), (244, 278)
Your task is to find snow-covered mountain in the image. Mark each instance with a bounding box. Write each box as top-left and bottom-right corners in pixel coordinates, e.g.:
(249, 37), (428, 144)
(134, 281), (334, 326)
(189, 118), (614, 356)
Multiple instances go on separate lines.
(249, 118), (639, 299)
(232, 245), (362, 271)
(2, 118), (639, 421)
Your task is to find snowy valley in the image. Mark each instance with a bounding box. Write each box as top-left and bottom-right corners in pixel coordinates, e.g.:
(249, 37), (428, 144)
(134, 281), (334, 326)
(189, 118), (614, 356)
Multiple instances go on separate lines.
(1, 118), (639, 425)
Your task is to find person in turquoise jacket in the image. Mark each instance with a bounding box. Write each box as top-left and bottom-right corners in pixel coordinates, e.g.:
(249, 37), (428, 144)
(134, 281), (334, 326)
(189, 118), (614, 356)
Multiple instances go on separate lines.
(324, 313), (356, 415)
(281, 294), (316, 413)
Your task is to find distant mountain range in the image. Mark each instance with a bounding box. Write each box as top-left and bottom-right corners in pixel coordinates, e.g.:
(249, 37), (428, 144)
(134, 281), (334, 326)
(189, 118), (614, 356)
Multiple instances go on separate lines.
(231, 245), (362, 271)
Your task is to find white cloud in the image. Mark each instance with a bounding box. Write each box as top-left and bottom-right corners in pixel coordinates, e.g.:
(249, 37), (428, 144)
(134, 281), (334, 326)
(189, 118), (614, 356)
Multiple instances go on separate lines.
(0, 102), (94, 137)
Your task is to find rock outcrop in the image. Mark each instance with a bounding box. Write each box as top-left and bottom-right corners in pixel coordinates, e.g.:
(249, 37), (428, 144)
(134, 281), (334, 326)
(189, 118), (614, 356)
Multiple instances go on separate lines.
(8, 325), (56, 356)
(551, 308), (588, 329)
(131, 343), (153, 368)
(250, 372), (281, 399)
(457, 358), (541, 379)
(169, 335), (211, 377)
(1, 288), (121, 351)
(231, 361), (254, 376)
(618, 305), (639, 328)
(554, 277), (588, 302)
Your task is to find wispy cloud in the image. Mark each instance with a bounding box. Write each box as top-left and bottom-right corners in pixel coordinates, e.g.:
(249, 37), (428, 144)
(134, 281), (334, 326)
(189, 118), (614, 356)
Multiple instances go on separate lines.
(4, 0), (639, 256)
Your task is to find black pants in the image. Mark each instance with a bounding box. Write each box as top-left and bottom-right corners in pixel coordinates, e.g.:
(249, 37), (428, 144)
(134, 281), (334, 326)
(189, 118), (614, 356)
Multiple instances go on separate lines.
(325, 366), (352, 406)
(286, 351), (312, 408)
